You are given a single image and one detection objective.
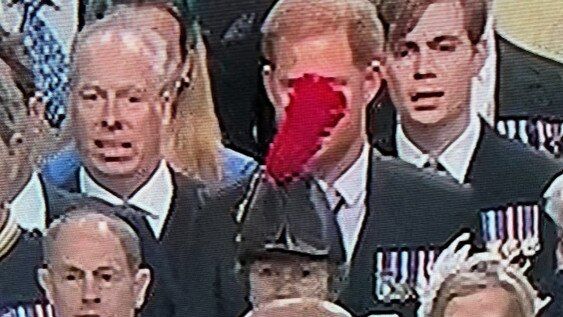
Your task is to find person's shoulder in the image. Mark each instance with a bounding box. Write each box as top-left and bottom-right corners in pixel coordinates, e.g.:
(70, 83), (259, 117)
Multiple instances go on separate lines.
(370, 147), (469, 191)
(479, 124), (563, 172)
(0, 233), (43, 307)
(220, 147), (259, 188)
(40, 145), (81, 189)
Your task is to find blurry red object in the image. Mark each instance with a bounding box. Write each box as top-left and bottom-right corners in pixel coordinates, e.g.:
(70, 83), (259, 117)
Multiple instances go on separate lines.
(265, 74), (346, 183)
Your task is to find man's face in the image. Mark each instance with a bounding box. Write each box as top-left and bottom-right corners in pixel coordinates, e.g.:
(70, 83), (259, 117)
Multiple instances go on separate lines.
(444, 287), (522, 317)
(72, 36), (166, 178)
(249, 257), (331, 307)
(40, 221), (150, 317)
(385, 1), (484, 126)
(265, 29), (380, 162)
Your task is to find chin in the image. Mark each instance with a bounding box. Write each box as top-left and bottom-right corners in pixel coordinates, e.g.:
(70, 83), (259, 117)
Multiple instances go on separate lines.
(409, 111), (447, 126)
(89, 157), (141, 178)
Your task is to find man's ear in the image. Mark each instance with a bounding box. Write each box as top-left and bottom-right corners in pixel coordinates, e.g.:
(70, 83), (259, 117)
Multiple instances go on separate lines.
(262, 65), (278, 106)
(37, 267), (55, 304)
(134, 268), (152, 309)
(160, 91), (174, 127)
(28, 93), (47, 125)
(471, 39), (488, 77)
(362, 59), (383, 104)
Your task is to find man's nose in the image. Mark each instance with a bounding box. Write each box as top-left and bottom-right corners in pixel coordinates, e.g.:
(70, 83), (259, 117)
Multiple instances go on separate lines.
(413, 49), (437, 81)
(81, 277), (102, 305)
(100, 92), (123, 131)
(275, 271), (299, 298)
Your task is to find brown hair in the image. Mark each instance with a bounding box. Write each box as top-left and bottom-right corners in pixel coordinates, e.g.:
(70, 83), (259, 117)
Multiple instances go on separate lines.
(379, 0), (489, 55)
(430, 260), (532, 317)
(261, 0), (385, 69)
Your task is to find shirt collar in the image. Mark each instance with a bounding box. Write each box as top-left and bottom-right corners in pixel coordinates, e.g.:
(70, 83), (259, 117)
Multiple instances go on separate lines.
(397, 112), (482, 184)
(11, 171), (46, 232)
(79, 160), (174, 238)
(318, 144), (370, 209)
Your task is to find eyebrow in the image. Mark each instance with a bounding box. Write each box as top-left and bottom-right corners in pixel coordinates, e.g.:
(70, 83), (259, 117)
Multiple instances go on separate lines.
(62, 266), (84, 274)
(79, 85), (147, 98)
(432, 35), (460, 43)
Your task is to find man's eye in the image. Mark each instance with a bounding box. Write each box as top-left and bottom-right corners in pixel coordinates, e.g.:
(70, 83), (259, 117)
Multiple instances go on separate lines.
(82, 93), (98, 101)
(65, 274), (77, 281)
(301, 270), (311, 278)
(101, 274), (113, 282)
(128, 96), (141, 103)
(259, 268), (273, 276)
(439, 45), (455, 52)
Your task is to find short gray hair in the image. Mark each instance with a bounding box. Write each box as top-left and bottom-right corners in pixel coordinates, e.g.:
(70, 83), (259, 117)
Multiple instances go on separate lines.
(69, 3), (189, 94)
(43, 200), (143, 271)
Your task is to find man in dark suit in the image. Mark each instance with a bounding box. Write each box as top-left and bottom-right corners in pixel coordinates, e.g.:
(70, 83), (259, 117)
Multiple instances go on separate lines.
(209, 1), (487, 316)
(368, 0), (563, 312)
(0, 3), (244, 317)
(0, 200), (154, 317)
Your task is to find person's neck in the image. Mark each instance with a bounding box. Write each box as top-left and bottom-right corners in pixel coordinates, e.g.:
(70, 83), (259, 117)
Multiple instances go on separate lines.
(314, 136), (365, 187)
(85, 160), (162, 198)
(401, 111), (471, 158)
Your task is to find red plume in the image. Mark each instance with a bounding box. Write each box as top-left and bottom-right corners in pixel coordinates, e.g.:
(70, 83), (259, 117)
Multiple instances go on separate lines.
(265, 74), (346, 183)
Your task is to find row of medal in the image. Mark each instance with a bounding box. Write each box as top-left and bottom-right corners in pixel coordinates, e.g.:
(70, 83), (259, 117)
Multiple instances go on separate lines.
(497, 117), (563, 156)
(374, 203), (542, 303)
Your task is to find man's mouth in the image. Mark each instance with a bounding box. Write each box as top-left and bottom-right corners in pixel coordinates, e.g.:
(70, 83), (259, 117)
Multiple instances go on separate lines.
(410, 91), (445, 102)
(94, 140), (132, 149)
(93, 139), (135, 162)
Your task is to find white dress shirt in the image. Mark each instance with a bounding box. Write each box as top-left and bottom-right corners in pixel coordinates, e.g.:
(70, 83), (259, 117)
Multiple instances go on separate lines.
(79, 160), (174, 239)
(319, 144), (370, 262)
(10, 171), (46, 232)
(397, 111), (482, 184)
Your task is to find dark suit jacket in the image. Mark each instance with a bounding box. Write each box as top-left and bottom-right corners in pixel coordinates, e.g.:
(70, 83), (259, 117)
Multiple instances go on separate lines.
(209, 155), (478, 317)
(164, 169), (259, 317)
(0, 234), (42, 307)
(367, 108), (563, 315)
(337, 152), (477, 317)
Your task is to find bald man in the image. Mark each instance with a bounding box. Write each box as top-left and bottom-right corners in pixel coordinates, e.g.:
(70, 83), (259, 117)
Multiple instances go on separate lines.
(0, 202), (153, 317)
(37, 208), (152, 317)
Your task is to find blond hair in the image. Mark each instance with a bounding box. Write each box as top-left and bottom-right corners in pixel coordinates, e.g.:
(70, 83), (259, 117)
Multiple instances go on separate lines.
(69, 3), (224, 184)
(261, 0), (385, 69)
(422, 251), (549, 317)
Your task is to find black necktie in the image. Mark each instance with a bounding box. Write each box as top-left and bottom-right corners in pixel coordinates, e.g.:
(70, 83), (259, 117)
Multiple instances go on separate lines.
(332, 196), (346, 215)
(114, 205), (158, 257)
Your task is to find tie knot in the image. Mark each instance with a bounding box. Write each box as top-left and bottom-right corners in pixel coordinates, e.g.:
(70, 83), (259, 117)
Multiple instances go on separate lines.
(423, 159), (447, 172)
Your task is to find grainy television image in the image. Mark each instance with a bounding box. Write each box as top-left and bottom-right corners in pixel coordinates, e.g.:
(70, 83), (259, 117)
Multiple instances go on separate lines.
(0, 0), (562, 316)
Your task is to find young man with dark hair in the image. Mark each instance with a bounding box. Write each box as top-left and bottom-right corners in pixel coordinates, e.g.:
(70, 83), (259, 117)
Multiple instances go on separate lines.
(369, 0), (563, 313)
